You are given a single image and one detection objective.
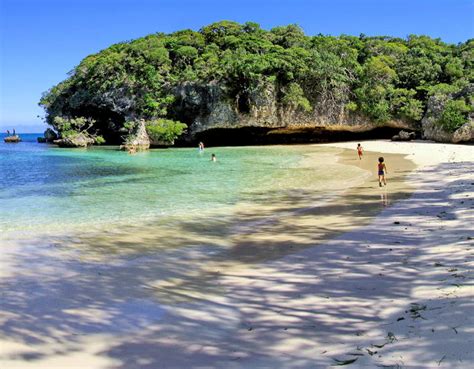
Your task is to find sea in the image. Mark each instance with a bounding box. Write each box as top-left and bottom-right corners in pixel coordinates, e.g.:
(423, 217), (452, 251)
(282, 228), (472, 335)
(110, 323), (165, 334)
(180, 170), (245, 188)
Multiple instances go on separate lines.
(0, 133), (368, 240)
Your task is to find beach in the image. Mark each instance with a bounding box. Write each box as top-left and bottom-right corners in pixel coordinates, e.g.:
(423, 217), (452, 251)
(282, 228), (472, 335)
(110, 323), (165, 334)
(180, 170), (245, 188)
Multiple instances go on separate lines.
(1, 140), (473, 368)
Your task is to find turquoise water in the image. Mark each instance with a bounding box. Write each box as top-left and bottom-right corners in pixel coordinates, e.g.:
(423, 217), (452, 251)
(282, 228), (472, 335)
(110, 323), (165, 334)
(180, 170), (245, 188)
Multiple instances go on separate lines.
(0, 133), (364, 236)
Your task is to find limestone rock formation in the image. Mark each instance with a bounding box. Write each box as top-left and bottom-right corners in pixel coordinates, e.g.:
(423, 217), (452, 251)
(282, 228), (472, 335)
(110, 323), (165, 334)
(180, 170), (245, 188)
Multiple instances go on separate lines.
(38, 23), (472, 147)
(120, 120), (150, 151)
(44, 128), (58, 142)
(54, 133), (95, 148)
(452, 121), (474, 143)
(174, 81), (415, 142)
(38, 128), (58, 143)
(392, 130), (416, 141)
(421, 85), (474, 143)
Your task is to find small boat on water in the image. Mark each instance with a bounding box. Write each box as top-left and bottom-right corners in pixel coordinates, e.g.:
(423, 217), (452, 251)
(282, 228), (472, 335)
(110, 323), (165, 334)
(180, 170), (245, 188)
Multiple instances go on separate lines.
(4, 135), (21, 143)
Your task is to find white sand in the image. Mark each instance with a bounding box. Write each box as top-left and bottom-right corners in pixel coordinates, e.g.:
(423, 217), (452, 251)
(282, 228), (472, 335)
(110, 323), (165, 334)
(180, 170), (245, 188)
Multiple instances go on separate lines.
(1, 140), (473, 368)
(322, 139), (474, 167)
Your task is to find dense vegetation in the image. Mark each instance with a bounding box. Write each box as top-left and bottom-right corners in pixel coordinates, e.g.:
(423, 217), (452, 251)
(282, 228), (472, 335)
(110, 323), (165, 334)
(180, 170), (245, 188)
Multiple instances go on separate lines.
(40, 21), (473, 144)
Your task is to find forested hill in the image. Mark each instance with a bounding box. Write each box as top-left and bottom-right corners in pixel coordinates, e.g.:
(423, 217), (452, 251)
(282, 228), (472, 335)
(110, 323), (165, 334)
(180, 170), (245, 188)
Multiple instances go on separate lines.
(40, 21), (473, 147)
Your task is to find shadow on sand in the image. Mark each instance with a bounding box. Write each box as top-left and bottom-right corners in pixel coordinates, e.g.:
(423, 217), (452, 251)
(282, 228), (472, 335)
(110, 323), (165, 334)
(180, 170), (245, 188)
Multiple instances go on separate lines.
(1, 162), (473, 368)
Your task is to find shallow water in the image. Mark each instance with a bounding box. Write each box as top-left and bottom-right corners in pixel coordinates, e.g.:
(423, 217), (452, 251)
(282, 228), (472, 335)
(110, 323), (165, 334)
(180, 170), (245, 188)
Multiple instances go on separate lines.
(0, 134), (367, 238)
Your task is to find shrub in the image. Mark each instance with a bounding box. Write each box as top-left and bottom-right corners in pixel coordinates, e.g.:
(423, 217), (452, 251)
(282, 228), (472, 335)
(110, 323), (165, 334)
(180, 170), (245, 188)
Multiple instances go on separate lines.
(145, 119), (187, 144)
(438, 99), (471, 132)
(345, 101), (358, 112)
(53, 116), (95, 135)
(95, 135), (106, 145)
(281, 83), (311, 112)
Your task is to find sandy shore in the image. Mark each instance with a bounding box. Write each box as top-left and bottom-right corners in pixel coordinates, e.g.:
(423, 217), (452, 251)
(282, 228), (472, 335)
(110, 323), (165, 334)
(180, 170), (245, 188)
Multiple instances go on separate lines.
(1, 140), (473, 368)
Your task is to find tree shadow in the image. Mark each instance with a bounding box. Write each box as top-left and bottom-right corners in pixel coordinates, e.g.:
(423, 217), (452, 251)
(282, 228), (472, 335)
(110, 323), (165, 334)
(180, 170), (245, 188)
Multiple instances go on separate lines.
(1, 161), (472, 368)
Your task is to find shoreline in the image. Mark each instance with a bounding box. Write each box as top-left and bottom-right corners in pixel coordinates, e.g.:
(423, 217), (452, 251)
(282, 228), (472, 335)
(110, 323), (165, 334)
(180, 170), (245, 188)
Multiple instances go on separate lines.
(1, 140), (472, 368)
(0, 145), (414, 259)
(317, 140), (474, 367)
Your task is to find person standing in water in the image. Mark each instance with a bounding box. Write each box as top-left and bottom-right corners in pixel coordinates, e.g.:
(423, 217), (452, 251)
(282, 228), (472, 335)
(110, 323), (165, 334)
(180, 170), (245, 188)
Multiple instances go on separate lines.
(211, 153), (217, 162)
(198, 142), (204, 152)
(378, 157), (388, 187)
(357, 143), (363, 160)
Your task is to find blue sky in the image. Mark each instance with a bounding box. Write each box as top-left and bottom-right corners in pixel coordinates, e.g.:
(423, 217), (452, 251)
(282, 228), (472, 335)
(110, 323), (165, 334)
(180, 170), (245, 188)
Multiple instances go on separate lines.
(1, 0), (473, 132)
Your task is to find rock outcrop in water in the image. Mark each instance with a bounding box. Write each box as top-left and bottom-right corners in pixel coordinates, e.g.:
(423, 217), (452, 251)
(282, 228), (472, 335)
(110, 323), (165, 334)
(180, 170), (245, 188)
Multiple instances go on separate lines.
(119, 120), (150, 151)
(39, 21), (474, 147)
(37, 128), (58, 143)
(54, 133), (95, 148)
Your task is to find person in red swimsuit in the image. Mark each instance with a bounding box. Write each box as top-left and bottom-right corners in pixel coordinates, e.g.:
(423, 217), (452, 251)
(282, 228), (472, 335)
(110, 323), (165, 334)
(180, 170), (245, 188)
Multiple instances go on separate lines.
(357, 143), (363, 160)
(378, 157), (388, 187)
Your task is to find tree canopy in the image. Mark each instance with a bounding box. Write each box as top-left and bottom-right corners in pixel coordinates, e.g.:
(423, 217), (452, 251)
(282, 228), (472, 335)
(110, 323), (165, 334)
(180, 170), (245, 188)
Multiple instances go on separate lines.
(40, 21), (473, 142)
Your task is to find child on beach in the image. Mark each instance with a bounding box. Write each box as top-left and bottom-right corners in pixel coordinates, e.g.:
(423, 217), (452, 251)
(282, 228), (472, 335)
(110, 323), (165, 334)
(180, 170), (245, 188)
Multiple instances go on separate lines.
(378, 157), (387, 187)
(357, 143), (363, 160)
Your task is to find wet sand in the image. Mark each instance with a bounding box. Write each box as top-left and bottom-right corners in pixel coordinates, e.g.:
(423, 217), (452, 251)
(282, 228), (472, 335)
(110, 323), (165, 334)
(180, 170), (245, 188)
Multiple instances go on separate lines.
(1, 141), (472, 368)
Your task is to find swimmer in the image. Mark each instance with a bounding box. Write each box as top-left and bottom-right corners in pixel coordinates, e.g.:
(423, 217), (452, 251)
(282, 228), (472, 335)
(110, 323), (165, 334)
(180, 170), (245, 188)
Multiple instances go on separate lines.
(211, 153), (216, 162)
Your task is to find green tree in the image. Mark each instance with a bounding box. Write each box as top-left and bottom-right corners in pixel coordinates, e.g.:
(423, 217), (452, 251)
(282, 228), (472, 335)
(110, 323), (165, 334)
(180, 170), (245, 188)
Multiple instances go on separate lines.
(439, 99), (471, 132)
(39, 21), (474, 144)
(145, 119), (187, 144)
(281, 83), (311, 112)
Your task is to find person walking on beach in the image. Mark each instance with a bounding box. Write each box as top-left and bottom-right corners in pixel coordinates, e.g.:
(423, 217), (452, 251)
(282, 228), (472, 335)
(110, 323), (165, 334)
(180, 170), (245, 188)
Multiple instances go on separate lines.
(357, 143), (363, 160)
(378, 157), (388, 187)
(211, 153), (217, 162)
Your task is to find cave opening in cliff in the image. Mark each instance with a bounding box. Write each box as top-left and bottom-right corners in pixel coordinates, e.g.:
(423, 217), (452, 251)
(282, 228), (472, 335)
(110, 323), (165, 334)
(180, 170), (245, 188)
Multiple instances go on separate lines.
(190, 126), (410, 146)
(75, 107), (126, 144)
(237, 93), (251, 114)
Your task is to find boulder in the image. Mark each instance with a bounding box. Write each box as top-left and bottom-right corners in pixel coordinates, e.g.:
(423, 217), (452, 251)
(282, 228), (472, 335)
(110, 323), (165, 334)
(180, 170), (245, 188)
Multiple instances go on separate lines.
(422, 119), (474, 143)
(44, 128), (58, 142)
(421, 120), (453, 142)
(38, 128), (58, 143)
(54, 133), (94, 148)
(399, 130), (415, 141)
(452, 121), (474, 143)
(391, 130), (416, 141)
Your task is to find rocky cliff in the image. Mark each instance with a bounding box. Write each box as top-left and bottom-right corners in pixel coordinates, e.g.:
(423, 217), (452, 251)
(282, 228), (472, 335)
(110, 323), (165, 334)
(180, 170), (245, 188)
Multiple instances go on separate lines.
(38, 21), (473, 147)
(421, 85), (474, 143)
(172, 81), (415, 144)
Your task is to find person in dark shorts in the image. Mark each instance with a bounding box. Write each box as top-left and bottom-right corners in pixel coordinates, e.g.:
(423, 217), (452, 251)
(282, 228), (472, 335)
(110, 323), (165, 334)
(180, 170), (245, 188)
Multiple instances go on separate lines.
(378, 157), (388, 187)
